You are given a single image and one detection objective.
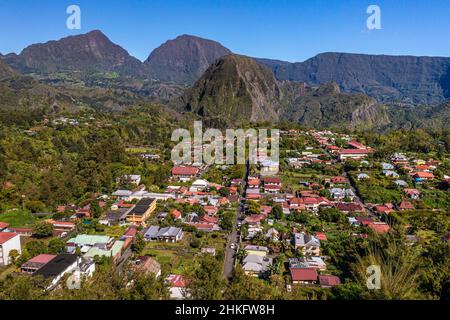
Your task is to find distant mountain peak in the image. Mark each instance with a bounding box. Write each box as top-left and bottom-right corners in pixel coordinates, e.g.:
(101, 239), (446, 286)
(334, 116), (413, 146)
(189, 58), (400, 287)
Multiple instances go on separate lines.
(144, 34), (231, 84)
(9, 30), (143, 75)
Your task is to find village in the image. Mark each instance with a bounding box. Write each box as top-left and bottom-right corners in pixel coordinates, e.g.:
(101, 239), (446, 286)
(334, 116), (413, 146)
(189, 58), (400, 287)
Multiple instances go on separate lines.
(0, 127), (448, 299)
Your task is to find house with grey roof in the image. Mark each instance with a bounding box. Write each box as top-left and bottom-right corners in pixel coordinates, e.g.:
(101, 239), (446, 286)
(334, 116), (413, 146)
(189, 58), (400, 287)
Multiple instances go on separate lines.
(330, 188), (355, 200)
(242, 254), (272, 276)
(293, 232), (321, 256)
(383, 170), (400, 178)
(356, 173), (370, 180)
(394, 179), (408, 187)
(143, 226), (161, 241)
(144, 226), (183, 242)
(381, 162), (394, 170)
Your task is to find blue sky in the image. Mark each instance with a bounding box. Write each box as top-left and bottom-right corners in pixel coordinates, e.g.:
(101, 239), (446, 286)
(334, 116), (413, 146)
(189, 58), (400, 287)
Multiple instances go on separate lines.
(0, 0), (449, 62)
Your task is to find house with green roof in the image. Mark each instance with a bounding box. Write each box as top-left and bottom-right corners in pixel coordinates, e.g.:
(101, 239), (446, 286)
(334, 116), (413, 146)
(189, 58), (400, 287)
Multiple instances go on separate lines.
(84, 240), (125, 260)
(67, 234), (114, 253)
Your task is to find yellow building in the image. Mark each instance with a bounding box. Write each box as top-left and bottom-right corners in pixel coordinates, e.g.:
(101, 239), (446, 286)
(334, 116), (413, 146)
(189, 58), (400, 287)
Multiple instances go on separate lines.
(127, 198), (157, 225)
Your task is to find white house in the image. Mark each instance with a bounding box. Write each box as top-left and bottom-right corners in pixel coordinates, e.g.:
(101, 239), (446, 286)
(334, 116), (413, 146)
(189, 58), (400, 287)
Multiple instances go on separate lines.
(383, 170), (400, 178)
(122, 174), (142, 185)
(357, 173), (370, 180)
(0, 232), (21, 266)
(33, 254), (80, 289)
(189, 179), (209, 192)
(259, 160), (279, 176)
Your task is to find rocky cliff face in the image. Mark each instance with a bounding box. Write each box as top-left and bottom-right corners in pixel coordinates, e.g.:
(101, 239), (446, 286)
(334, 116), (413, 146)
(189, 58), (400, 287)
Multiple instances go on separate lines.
(280, 82), (390, 129)
(179, 54), (282, 127)
(180, 55), (390, 129)
(257, 52), (450, 104)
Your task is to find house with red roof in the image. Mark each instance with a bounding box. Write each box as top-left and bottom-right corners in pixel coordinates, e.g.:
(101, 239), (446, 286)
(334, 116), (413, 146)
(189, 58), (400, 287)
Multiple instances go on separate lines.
(290, 268), (318, 285)
(170, 209), (182, 220)
(201, 215), (218, 224)
(246, 193), (261, 201)
(330, 176), (348, 185)
(367, 222), (391, 234)
(334, 202), (365, 213)
(203, 205), (218, 216)
(319, 275), (341, 288)
(45, 219), (76, 232)
(398, 201), (414, 211)
(315, 232), (328, 241)
(248, 179), (260, 189)
(0, 232), (21, 266)
(404, 188), (422, 200)
(244, 214), (266, 226)
(289, 198), (306, 211)
(171, 166), (199, 181)
(0, 222), (9, 232)
(122, 226), (138, 239)
(264, 184), (281, 194)
(415, 164), (431, 172)
(374, 205), (394, 215)
(219, 197), (230, 207)
(413, 172), (435, 182)
(21, 254), (56, 274)
(260, 205), (272, 216)
(166, 274), (187, 299)
(263, 177), (282, 186)
(326, 145), (341, 154)
(303, 197), (320, 212)
(347, 140), (367, 150)
(338, 149), (371, 161)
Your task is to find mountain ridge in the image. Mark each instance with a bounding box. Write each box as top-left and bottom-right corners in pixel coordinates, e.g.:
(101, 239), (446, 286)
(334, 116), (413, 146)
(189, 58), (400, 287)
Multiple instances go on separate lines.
(179, 54), (390, 129)
(2, 30), (450, 105)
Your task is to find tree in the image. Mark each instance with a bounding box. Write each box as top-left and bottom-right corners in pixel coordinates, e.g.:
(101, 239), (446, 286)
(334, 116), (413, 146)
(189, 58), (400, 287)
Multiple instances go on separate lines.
(25, 240), (48, 257)
(220, 212), (234, 231)
(186, 254), (224, 299)
(48, 238), (66, 255)
(8, 249), (20, 265)
(0, 274), (49, 300)
(190, 238), (201, 248)
(32, 221), (53, 238)
(90, 200), (102, 219)
(219, 187), (230, 197)
(225, 266), (280, 299)
(131, 233), (146, 255)
(125, 272), (170, 300)
(247, 201), (260, 215)
(271, 205), (284, 220)
(330, 282), (364, 300)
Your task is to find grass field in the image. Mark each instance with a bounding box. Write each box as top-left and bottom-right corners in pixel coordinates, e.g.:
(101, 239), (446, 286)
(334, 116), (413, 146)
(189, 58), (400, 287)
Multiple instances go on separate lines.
(125, 147), (153, 154)
(0, 209), (37, 228)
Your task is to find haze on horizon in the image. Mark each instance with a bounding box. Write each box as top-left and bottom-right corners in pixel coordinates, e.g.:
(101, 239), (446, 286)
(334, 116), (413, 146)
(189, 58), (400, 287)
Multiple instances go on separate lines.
(1, 0), (449, 63)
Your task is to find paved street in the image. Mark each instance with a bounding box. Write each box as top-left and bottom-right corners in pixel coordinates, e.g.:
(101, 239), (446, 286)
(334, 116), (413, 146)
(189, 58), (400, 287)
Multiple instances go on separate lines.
(223, 160), (249, 280)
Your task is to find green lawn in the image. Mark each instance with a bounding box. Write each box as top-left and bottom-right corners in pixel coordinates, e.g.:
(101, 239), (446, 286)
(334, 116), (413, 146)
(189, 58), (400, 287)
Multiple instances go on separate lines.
(142, 231), (227, 275)
(0, 209), (37, 228)
(125, 147), (153, 154)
